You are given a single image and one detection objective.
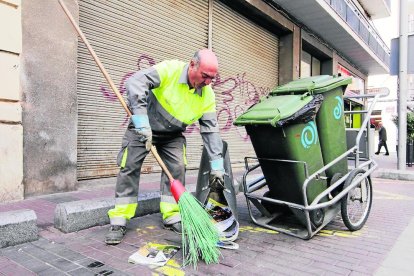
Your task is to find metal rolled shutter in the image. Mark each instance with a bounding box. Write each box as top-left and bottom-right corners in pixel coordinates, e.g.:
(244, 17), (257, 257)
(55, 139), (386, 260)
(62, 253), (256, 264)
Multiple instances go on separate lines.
(77, 0), (208, 180)
(212, 1), (279, 166)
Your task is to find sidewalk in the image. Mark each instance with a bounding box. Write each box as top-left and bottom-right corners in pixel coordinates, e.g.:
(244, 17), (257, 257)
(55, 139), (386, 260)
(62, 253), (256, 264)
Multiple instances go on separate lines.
(372, 152), (414, 181)
(370, 151), (414, 180)
(0, 159), (414, 275)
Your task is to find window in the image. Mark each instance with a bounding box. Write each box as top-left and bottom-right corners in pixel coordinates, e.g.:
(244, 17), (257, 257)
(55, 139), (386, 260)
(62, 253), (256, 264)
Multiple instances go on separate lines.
(337, 64), (365, 96)
(338, 64), (366, 128)
(300, 50), (321, 77)
(312, 57), (321, 76)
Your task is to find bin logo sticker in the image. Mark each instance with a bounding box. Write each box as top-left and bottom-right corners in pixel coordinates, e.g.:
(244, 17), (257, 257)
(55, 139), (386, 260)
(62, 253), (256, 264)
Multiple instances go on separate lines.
(333, 96), (343, 120)
(301, 121), (318, 149)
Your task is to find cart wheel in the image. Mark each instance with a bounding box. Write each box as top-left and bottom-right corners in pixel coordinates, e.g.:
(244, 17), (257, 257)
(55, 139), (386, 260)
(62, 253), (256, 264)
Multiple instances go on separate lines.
(329, 173), (343, 197)
(341, 169), (372, 231)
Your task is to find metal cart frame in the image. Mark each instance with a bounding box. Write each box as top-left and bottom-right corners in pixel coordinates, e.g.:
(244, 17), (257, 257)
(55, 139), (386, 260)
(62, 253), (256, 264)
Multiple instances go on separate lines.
(241, 93), (385, 239)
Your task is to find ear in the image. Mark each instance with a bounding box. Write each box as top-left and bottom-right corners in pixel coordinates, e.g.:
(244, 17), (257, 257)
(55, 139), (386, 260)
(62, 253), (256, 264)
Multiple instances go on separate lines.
(190, 58), (200, 70)
(189, 59), (195, 68)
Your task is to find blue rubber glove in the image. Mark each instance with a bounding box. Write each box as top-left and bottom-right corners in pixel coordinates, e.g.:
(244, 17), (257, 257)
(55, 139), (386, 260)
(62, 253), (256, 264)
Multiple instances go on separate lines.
(131, 114), (152, 151)
(210, 158), (225, 184)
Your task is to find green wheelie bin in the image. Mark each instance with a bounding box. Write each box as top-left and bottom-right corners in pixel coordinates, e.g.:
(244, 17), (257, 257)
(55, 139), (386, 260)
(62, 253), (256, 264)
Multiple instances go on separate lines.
(271, 76), (352, 181)
(234, 93), (328, 217)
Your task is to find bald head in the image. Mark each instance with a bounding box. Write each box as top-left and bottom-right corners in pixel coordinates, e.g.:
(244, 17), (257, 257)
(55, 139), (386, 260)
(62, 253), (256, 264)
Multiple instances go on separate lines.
(188, 49), (218, 89)
(194, 49), (218, 70)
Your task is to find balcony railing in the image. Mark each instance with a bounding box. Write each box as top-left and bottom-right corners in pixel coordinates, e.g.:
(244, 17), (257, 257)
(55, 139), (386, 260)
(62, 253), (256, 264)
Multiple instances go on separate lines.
(325, 0), (390, 67)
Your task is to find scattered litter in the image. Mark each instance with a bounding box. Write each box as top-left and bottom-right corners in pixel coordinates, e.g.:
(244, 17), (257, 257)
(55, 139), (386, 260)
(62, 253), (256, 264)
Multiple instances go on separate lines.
(128, 242), (180, 267)
(217, 240), (239, 250)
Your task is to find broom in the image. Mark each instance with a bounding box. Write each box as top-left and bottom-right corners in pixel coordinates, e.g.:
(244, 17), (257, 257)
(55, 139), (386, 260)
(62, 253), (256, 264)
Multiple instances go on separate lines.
(58, 0), (220, 267)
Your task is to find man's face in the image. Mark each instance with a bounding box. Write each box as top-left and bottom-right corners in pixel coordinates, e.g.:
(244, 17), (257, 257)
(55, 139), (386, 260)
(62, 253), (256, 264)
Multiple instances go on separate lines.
(188, 58), (218, 89)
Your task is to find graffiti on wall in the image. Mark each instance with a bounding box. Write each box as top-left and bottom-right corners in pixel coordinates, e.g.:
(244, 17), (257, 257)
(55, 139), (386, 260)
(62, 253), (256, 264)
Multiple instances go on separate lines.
(99, 53), (271, 139)
(100, 54), (156, 126)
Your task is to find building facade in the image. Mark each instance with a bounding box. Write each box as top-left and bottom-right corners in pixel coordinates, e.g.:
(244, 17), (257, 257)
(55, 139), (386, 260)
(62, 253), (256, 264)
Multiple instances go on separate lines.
(0, 0), (23, 201)
(0, 0), (391, 200)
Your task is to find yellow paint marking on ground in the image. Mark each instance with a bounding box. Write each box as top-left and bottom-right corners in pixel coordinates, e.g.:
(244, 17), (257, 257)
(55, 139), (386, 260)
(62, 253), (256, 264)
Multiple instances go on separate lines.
(239, 226), (279, 234)
(135, 228), (148, 234)
(136, 225), (158, 233)
(335, 232), (353, 238)
(317, 229), (362, 238)
(166, 259), (181, 268)
(155, 265), (185, 276)
(374, 190), (414, 201)
(320, 229), (333, 234)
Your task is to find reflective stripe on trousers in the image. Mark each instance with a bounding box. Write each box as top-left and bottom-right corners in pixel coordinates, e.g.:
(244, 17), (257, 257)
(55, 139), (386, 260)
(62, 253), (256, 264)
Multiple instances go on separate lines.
(107, 129), (186, 225)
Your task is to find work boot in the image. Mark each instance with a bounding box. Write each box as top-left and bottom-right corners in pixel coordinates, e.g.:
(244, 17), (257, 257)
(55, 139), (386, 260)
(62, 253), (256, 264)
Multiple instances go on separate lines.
(162, 212), (182, 234)
(105, 225), (126, 245)
(375, 152), (379, 155)
(385, 152), (389, 155)
(163, 221), (182, 234)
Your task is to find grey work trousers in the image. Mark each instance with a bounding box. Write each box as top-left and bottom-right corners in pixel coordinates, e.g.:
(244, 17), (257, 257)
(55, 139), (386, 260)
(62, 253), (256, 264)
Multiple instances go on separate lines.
(115, 129), (186, 202)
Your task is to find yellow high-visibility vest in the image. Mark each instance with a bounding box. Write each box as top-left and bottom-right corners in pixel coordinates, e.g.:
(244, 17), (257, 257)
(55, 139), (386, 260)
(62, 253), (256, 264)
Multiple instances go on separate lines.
(153, 60), (216, 125)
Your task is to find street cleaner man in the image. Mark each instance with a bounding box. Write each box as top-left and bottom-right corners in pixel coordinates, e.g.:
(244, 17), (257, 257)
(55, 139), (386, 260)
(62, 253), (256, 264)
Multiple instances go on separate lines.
(105, 49), (235, 245)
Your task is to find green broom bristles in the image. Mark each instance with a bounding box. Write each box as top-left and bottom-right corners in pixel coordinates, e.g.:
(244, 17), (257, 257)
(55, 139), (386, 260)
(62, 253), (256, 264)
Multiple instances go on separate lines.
(178, 191), (221, 268)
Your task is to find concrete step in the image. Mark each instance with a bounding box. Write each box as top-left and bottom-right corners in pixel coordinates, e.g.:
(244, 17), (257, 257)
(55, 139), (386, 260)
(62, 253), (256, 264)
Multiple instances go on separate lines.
(54, 191), (161, 233)
(0, 209), (38, 248)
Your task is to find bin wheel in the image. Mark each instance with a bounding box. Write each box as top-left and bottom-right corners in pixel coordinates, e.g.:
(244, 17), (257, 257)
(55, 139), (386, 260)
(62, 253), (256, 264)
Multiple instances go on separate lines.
(310, 209), (325, 228)
(329, 173), (343, 197)
(341, 169), (372, 231)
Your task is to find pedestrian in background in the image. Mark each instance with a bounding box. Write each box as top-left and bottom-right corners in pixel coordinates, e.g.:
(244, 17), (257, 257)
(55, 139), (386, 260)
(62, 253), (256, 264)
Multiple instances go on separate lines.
(375, 121), (389, 156)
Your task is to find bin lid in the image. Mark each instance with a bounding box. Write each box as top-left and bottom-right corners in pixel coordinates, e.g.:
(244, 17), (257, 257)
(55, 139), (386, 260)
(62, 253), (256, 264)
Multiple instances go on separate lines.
(270, 75), (352, 95)
(234, 94), (313, 127)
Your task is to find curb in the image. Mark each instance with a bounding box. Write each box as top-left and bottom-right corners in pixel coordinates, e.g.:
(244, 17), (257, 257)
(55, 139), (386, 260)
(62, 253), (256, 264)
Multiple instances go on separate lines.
(0, 209), (38, 248)
(372, 169), (414, 181)
(54, 192), (160, 233)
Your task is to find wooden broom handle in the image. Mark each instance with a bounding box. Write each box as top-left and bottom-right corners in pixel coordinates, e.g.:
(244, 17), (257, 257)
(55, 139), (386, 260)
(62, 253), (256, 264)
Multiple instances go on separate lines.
(58, 0), (174, 181)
